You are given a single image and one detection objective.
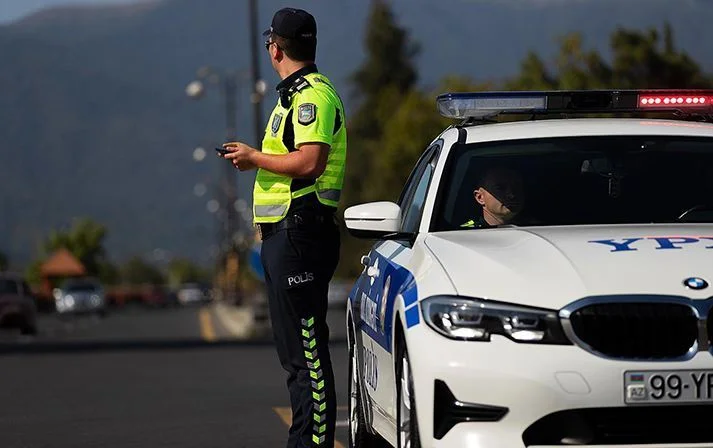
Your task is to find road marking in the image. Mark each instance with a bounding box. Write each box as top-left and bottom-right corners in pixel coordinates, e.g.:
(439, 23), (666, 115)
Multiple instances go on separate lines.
(273, 406), (347, 448)
(199, 308), (217, 342)
(212, 303), (254, 339)
(273, 407), (292, 427)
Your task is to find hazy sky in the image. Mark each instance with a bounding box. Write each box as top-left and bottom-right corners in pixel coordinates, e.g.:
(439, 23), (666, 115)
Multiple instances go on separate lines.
(0, 0), (136, 24)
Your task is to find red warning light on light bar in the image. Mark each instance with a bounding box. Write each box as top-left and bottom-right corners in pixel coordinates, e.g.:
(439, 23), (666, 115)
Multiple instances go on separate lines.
(639, 94), (711, 108)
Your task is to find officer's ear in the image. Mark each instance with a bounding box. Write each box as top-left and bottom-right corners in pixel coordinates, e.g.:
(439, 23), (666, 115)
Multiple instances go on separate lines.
(474, 188), (486, 206)
(270, 40), (285, 63)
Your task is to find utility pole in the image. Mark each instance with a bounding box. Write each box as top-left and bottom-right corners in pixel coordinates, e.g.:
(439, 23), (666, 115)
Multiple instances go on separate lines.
(186, 68), (246, 304)
(248, 0), (265, 148)
(223, 76), (239, 256)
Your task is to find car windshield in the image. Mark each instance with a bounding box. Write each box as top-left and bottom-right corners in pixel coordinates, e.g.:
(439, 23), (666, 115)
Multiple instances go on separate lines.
(434, 135), (713, 231)
(62, 280), (100, 292)
(0, 279), (18, 294)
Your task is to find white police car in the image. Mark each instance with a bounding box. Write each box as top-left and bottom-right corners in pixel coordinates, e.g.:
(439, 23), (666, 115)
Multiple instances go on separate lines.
(344, 90), (713, 448)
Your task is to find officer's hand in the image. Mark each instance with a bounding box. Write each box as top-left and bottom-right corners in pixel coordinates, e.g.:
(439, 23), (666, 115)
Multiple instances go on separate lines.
(223, 142), (257, 171)
(234, 160), (256, 171)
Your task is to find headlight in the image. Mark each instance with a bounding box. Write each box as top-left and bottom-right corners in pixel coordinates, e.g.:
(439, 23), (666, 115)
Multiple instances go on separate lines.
(421, 296), (571, 344)
(63, 295), (75, 307)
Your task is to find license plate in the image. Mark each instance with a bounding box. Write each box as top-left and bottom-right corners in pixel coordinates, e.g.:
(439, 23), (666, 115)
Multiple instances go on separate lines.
(625, 370), (713, 404)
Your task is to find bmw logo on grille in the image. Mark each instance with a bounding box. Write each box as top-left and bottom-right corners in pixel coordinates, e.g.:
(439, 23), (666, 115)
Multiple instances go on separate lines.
(683, 277), (709, 290)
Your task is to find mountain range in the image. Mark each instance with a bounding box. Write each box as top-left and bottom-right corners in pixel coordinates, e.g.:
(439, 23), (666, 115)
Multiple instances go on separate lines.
(1, 0), (713, 266)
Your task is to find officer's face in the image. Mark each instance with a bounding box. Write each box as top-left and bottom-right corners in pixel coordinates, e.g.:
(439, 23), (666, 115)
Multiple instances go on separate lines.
(474, 174), (524, 221)
(265, 37), (283, 71)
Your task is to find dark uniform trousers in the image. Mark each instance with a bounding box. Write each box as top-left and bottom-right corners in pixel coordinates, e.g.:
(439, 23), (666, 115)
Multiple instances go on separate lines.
(260, 212), (340, 448)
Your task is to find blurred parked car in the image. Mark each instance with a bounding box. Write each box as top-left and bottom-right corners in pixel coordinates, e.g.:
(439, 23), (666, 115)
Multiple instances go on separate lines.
(0, 273), (38, 335)
(54, 277), (107, 316)
(176, 283), (212, 305)
(143, 285), (179, 308)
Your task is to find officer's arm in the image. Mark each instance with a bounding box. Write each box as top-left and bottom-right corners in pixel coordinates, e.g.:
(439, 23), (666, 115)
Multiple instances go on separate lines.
(254, 95), (335, 178)
(250, 143), (329, 178)
(238, 95), (335, 177)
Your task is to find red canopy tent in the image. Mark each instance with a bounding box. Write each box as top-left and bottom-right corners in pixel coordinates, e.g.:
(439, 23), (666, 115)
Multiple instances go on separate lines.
(39, 249), (86, 295)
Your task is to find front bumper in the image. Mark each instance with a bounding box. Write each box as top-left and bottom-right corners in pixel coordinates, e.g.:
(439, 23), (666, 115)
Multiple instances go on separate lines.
(409, 330), (713, 448)
(56, 295), (105, 314)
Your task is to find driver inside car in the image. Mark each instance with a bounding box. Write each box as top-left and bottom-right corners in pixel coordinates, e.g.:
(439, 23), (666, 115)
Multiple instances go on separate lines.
(461, 166), (525, 228)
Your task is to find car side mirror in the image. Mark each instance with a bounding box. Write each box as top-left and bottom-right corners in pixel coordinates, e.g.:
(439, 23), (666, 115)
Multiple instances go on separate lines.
(344, 201), (403, 240)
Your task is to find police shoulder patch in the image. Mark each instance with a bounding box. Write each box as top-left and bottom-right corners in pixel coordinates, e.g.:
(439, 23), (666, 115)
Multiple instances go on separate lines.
(297, 103), (317, 126)
(271, 113), (283, 136)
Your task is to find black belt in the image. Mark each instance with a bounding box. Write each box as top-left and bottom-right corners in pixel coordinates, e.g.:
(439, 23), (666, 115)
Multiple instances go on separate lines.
(258, 212), (335, 239)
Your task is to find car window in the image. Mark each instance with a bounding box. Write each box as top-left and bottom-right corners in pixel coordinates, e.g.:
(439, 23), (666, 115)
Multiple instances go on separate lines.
(433, 135), (713, 231)
(0, 279), (19, 295)
(397, 141), (442, 207)
(401, 146), (440, 233)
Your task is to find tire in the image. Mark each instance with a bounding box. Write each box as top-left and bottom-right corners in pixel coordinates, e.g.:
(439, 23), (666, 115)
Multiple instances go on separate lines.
(396, 334), (421, 448)
(20, 322), (38, 336)
(349, 326), (388, 448)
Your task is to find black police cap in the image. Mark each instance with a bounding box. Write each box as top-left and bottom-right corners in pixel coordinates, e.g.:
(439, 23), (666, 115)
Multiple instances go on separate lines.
(262, 8), (317, 40)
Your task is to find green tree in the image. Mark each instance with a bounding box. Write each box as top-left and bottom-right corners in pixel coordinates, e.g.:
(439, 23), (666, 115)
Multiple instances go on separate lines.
(507, 24), (711, 91)
(120, 256), (165, 286)
(505, 52), (557, 90)
(98, 261), (121, 286)
(337, 0), (422, 279)
(371, 76), (493, 202)
(44, 218), (108, 277)
(349, 0), (419, 140)
(25, 260), (42, 286)
(26, 218), (118, 286)
(343, 0), (421, 209)
(609, 25), (711, 89)
(166, 258), (210, 287)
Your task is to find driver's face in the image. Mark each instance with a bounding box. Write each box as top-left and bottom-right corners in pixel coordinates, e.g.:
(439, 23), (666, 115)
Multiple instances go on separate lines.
(475, 171), (525, 222)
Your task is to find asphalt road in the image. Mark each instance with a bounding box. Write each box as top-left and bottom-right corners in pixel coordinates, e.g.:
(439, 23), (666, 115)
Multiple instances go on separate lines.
(0, 304), (351, 448)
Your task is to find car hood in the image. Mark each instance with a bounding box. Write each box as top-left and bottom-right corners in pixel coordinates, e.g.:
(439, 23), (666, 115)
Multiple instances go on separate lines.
(424, 224), (713, 309)
(0, 294), (23, 304)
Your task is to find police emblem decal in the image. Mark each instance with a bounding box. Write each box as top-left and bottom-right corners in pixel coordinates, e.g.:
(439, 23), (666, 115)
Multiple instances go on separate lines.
(684, 277), (708, 290)
(271, 113), (283, 136)
(298, 103), (317, 125)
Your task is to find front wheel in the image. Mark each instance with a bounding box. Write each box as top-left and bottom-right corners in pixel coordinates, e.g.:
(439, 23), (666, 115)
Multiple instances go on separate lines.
(396, 336), (421, 448)
(20, 322), (38, 336)
(349, 332), (388, 448)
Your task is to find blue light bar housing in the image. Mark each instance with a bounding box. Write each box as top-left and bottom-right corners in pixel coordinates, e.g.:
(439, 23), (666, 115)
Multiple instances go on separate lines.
(437, 90), (713, 120)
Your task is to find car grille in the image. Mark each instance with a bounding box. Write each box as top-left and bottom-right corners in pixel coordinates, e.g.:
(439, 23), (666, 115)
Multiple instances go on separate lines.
(568, 302), (698, 359)
(523, 405), (713, 446)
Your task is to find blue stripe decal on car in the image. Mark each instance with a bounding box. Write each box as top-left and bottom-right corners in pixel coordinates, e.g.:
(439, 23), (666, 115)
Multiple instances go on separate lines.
(402, 287), (418, 308)
(405, 305), (420, 328)
(351, 248), (418, 353)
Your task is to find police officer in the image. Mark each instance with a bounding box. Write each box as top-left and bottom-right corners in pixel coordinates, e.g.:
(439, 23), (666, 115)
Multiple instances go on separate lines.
(462, 167), (524, 228)
(221, 7), (346, 448)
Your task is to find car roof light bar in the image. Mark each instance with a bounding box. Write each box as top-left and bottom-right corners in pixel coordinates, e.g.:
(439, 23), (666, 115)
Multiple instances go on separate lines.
(437, 90), (713, 119)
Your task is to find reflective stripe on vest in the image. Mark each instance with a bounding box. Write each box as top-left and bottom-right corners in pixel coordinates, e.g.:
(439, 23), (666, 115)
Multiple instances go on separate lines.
(253, 72), (347, 223)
